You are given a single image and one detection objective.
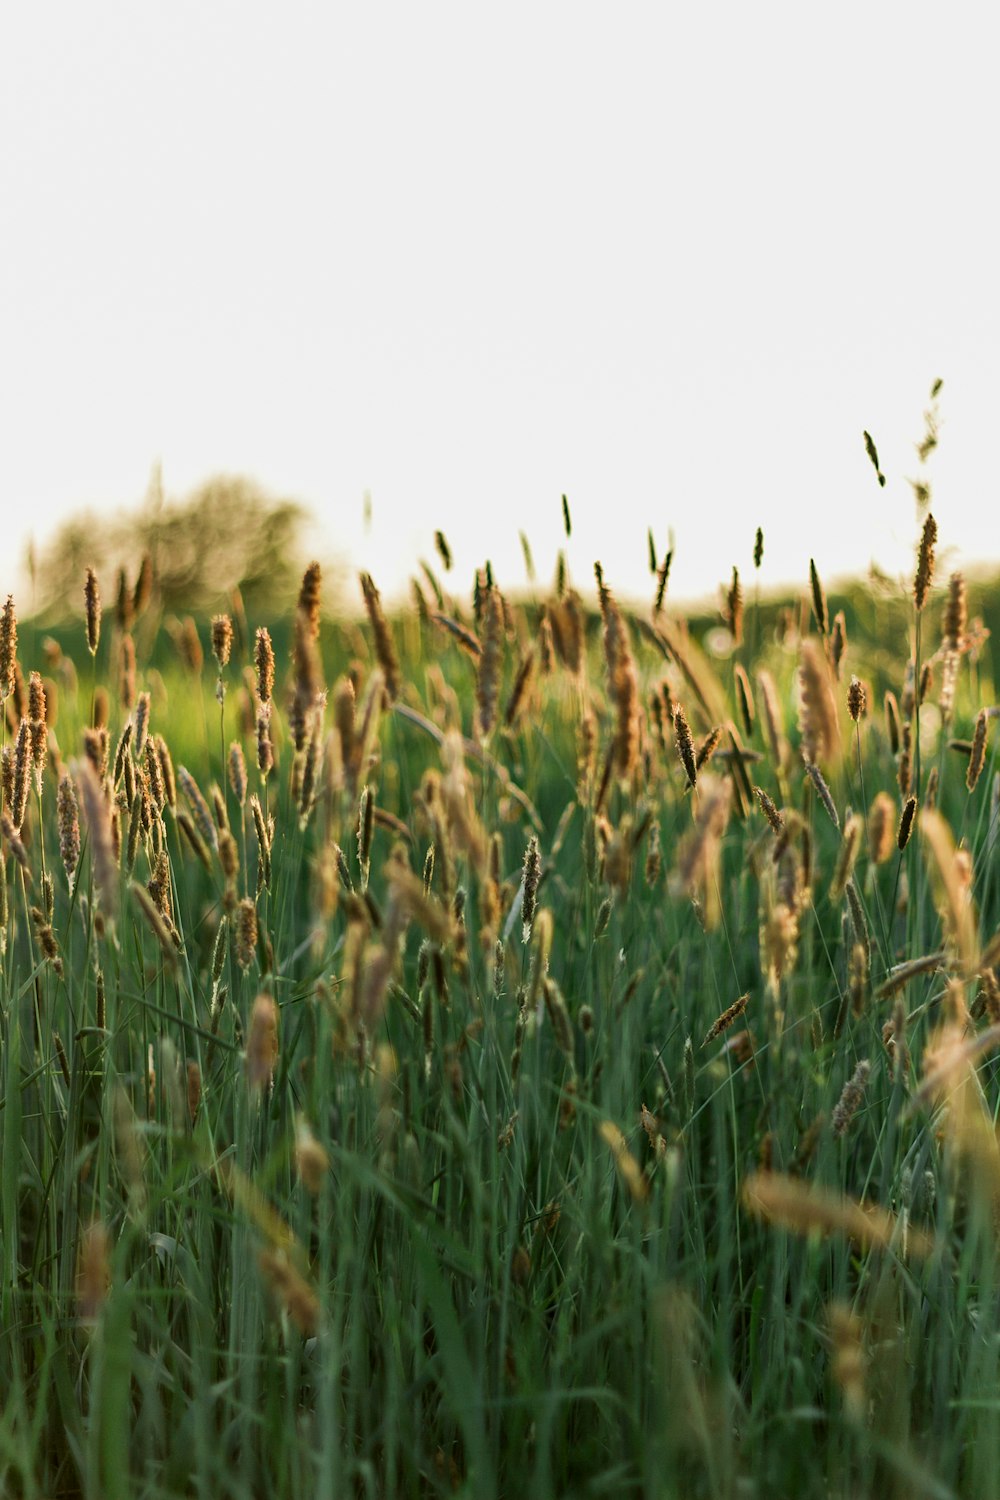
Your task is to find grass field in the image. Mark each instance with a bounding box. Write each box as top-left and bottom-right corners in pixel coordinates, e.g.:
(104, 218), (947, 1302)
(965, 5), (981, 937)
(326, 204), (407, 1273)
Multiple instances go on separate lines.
(1, 508), (999, 1498)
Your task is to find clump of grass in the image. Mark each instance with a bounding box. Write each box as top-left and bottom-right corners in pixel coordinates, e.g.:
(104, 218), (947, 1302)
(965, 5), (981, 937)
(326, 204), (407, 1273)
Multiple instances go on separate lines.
(3, 448), (1000, 1500)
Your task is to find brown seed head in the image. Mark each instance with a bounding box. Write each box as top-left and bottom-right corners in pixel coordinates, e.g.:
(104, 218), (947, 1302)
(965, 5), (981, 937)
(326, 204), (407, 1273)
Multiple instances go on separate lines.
(967, 709), (989, 793)
(943, 572), (967, 654)
(809, 559), (828, 637)
(84, 569), (101, 656)
(703, 991), (750, 1047)
(211, 614), (233, 670)
(116, 567), (134, 634)
(132, 552), (154, 618)
(0, 596), (17, 700)
(673, 704), (697, 789)
(235, 896), (258, 970)
(119, 635), (136, 712)
(298, 562), (322, 639)
(254, 627), (275, 706)
(57, 771), (81, 887)
(11, 717), (29, 828)
(521, 834), (541, 943)
(832, 1059), (870, 1137)
(914, 512), (937, 611)
(726, 567), (743, 646)
(847, 676), (866, 723)
(897, 795), (917, 850)
(359, 572), (400, 701)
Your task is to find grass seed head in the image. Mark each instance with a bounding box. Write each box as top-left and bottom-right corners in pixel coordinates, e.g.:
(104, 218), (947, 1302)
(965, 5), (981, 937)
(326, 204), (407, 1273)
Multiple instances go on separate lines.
(914, 512), (938, 611)
(235, 896), (258, 971)
(0, 595), (17, 700)
(246, 993), (279, 1090)
(809, 559), (828, 637)
(84, 569), (101, 656)
(673, 703), (697, 790)
(798, 640), (841, 766)
(726, 566), (743, 646)
(831, 1059), (870, 1137)
(967, 708), (989, 792)
(943, 572), (967, 654)
(211, 614), (234, 671)
(521, 834), (541, 942)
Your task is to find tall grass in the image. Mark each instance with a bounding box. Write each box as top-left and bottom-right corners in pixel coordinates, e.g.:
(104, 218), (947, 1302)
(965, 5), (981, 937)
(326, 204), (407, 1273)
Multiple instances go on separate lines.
(1, 507), (999, 1499)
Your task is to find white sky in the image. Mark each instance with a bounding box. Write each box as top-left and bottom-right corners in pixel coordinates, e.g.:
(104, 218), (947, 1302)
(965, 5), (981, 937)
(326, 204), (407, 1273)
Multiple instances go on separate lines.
(1, 3), (998, 613)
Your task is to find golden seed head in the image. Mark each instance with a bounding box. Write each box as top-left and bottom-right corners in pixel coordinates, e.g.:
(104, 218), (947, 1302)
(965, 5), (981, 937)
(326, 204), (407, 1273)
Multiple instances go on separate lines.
(256, 711), (274, 778)
(211, 614), (233, 670)
(359, 571), (401, 702)
(295, 1115), (330, 1195)
(178, 766), (217, 849)
(798, 640), (841, 767)
(847, 676), (866, 722)
(228, 742), (247, 806)
(246, 992), (279, 1090)
(257, 1248), (319, 1336)
(0, 595), (17, 700)
(218, 828), (239, 883)
(867, 791), (896, 864)
(943, 572), (967, 654)
(475, 584), (504, 741)
(76, 1221), (112, 1322)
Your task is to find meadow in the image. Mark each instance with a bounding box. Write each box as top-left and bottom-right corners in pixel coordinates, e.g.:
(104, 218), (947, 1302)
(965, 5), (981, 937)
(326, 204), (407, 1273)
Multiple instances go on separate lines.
(1, 497), (999, 1499)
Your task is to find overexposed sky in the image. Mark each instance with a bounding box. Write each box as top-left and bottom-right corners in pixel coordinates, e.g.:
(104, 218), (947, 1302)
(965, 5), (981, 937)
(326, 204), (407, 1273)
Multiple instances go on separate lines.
(1, 3), (997, 612)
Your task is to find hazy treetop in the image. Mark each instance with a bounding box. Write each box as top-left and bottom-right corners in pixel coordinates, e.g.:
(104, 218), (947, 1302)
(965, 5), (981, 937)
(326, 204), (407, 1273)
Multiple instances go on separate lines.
(29, 471), (322, 620)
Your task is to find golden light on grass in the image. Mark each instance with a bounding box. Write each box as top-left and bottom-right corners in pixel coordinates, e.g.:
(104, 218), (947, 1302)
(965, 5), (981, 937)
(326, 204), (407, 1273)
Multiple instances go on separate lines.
(76, 1220), (111, 1323)
(919, 808), (978, 972)
(741, 1172), (931, 1257)
(599, 1120), (649, 1204)
(246, 993), (279, 1091)
(798, 639), (841, 767)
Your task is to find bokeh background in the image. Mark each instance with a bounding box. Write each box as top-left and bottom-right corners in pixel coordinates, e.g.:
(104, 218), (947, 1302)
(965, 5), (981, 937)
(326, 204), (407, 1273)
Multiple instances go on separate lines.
(2, 3), (997, 612)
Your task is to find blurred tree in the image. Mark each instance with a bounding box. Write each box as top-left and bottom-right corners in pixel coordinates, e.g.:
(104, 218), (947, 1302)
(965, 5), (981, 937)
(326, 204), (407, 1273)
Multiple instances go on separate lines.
(29, 469), (325, 620)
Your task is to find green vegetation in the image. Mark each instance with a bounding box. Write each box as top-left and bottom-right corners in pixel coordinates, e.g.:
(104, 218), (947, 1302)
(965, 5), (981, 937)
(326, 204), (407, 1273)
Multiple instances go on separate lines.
(1, 497), (1000, 1499)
